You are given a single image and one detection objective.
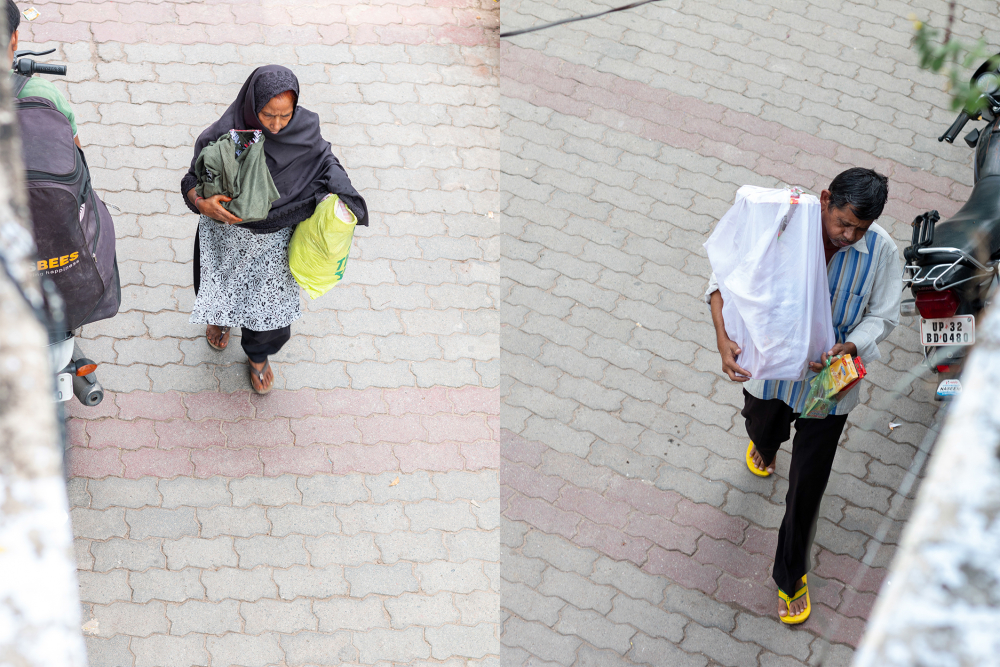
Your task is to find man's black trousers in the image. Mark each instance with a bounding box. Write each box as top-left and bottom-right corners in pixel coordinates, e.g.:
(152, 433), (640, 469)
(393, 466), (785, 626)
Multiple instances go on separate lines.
(741, 389), (849, 595)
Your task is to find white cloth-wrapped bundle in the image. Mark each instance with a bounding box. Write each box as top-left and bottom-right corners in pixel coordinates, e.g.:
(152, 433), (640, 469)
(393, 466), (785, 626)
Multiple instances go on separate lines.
(704, 186), (835, 381)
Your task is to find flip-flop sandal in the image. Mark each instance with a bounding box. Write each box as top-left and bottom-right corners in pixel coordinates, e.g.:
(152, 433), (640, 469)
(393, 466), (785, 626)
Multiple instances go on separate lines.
(249, 359), (273, 395)
(778, 575), (811, 625)
(207, 326), (231, 351)
(746, 441), (773, 477)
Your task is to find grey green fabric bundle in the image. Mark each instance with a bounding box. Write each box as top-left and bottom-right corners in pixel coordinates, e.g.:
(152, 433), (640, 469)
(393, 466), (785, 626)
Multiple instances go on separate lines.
(195, 130), (280, 223)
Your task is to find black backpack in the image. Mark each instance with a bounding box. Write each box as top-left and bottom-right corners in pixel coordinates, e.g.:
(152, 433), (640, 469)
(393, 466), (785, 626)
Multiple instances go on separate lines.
(12, 73), (120, 331)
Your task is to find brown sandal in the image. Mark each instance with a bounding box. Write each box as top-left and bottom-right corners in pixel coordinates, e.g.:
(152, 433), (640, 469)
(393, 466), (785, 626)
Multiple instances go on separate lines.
(249, 359), (273, 395)
(207, 325), (231, 351)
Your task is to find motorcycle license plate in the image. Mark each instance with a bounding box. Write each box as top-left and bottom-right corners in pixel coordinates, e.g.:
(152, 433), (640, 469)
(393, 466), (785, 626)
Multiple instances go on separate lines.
(920, 315), (975, 346)
(55, 373), (73, 402)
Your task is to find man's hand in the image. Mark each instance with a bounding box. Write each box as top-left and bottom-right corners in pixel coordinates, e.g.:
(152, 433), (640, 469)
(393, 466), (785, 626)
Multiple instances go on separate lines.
(808, 342), (858, 372)
(197, 195), (243, 225)
(719, 338), (752, 382)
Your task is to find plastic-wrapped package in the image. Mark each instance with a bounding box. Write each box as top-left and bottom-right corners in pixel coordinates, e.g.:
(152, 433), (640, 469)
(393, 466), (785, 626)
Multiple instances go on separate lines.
(705, 186), (836, 381)
(801, 354), (867, 419)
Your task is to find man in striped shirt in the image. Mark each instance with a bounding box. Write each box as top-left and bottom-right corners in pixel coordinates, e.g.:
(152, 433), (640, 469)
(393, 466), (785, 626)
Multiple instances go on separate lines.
(707, 168), (901, 624)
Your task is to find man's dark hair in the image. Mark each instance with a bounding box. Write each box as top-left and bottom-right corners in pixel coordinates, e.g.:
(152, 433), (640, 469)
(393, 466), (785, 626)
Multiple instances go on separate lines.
(828, 167), (889, 221)
(6, 0), (19, 39)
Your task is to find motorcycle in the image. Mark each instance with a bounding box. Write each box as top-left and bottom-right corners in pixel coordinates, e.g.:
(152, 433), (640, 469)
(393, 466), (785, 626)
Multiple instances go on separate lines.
(901, 54), (1000, 400)
(12, 47), (106, 406)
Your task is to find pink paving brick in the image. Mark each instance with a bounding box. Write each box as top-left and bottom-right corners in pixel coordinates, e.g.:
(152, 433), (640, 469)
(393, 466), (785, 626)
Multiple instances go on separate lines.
(449, 386), (501, 415)
(154, 420), (226, 450)
(175, 3), (234, 25)
(555, 486), (630, 529)
(222, 419), (294, 449)
(399, 5), (455, 25)
(395, 442), (465, 473)
(574, 520), (652, 566)
(264, 24), (323, 46)
(385, 387), (451, 416)
(673, 499), (749, 545)
(374, 24), (430, 45)
(505, 495), (580, 540)
(251, 388), (321, 419)
(809, 575), (845, 611)
(423, 414), (492, 443)
(643, 547), (721, 595)
(318, 388), (387, 417)
(90, 21), (145, 44)
(624, 513), (700, 555)
(261, 445), (332, 477)
(345, 4), (403, 25)
(149, 24), (209, 46)
(837, 589), (877, 619)
(205, 23), (264, 45)
(813, 550), (887, 593)
(122, 448), (194, 480)
(67, 447), (122, 479)
(606, 477), (681, 518)
(357, 414), (425, 445)
(289, 416), (362, 445)
(460, 439), (498, 470)
(28, 21), (93, 43)
(65, 419), (88, 448)
(328, 443), (398, 475)
(741, 525), (778, 556)
(87, 419), (157, 451)
(808, 604), (867, 647)
(59, 2), (120, 23)
(319, 23), (351, 45)
(185, 391), (254, 422)
(435, 25), (489, 47)
(721, 109), (781, 140)
(499, 462), (564, 503)
(693, 536), (773, 582)
(714, 574), (774, 616)
(116, 391), (186, 421)
(191, 448), (263, 478)
(65, 395), (119, 420)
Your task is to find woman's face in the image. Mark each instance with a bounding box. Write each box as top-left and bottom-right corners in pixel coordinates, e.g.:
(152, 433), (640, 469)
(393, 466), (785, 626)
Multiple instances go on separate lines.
(258, 95), (295, 134)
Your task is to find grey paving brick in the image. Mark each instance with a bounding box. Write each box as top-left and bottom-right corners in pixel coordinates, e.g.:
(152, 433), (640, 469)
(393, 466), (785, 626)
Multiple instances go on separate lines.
(273, 565), (348, 600)
(458, 590), (502, 626)
(591, 556), (668, 605)
(445, 528), (499, 563)
(661, 584), (736, 632)
(131, 568), (204, 604)
(71, 508), (129, 540)
(197, 506), (269, 539)
(375, 530), (448, 564)
(501, 617), (581, 666)
(556, 605), (635, 654)
(502, 580), (565, 626)
(132, 634), (207, 667)
(522, 531), (598, 576)
(241, 598), (317, 635)
(91, 537), (164, 573)
(206, 633), (283, 667)
(229, 475), (301, 507)
(126, 507), (199, 540)
(354, 627), (431, 664)
(84, 635), (133, 667)
(79, 569), (132, 605)
(315, 597), (390, 632)
(367, 471), (437, 503)
(202, 567), (276, 602)
(88, 477), (160, 509)
(426, 623), (498, 660)
(406, 500), (479, 532)
(164, 537), (237, 570)
(167, 599), (242, 636)
(280, 631), (357, 665)
(338, 501), (408, 535)
(681, 623), (761, 667)
(347, 562), (419, 598)
(537, 569), (615, 615)
(306, 533), (380, 568)
(159, 477), (230, 508)
(299, 475), (369, 505)
(732, 612), (812, 660)
(93, 600), (168, 637)
(417, 560), (492, 594)
(629, 632), (709, 667)
(235, 535), (309, 569)
(266, 505), (341, 537)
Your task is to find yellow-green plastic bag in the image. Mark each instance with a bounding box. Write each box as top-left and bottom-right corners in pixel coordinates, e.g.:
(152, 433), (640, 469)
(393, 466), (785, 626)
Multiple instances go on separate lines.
(289, 194), (357, 299)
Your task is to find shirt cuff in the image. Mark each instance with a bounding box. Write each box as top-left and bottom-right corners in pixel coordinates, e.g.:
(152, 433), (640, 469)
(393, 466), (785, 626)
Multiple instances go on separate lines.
(846, 329), (880, 363)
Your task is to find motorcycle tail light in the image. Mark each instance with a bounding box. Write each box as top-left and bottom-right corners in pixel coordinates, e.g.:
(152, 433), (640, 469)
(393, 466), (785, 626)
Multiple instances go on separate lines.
(914, 289), (960, 319)
(936, 365), (951, 373)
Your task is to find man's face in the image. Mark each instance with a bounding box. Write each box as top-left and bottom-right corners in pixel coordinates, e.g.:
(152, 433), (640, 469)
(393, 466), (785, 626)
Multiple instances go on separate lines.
(6, 30), (17, 65)
(820, 189), (874, 249)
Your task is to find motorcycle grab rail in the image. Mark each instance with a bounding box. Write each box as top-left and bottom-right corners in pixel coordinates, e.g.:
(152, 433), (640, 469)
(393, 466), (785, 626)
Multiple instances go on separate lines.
(915, 246), (994, 272)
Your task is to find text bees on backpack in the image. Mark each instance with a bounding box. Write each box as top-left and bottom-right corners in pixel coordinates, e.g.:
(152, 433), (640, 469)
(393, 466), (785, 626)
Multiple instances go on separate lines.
(37, 251), (80, 273)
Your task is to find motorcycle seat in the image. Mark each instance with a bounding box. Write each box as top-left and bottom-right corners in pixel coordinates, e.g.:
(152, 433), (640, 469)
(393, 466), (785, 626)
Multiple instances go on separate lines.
(920, 174), (1000, 265)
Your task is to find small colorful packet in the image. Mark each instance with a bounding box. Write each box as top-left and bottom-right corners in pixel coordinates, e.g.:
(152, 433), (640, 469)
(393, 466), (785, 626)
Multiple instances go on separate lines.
(800, 354), (866, 419)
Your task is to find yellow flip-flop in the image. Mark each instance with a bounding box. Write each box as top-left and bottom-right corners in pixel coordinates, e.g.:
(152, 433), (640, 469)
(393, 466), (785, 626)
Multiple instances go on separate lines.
(778, 575), (811, 624)
(746, 441), (772, 477)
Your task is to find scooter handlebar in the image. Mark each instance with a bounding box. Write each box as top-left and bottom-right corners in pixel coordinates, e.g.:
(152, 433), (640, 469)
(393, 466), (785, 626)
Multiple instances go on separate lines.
(939, 111), (972, 143)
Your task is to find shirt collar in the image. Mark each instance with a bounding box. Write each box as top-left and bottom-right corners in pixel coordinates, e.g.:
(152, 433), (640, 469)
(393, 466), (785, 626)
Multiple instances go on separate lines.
(838, 229), (871, 255)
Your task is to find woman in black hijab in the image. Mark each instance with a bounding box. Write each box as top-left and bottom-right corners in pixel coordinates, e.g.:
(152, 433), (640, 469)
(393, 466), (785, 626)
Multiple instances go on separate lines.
(181, 65), (367, 394)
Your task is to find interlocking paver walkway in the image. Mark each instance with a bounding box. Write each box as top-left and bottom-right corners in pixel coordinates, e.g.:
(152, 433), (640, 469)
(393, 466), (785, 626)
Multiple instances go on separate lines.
(499, 0), (973, 665)
(17, 1), (500, 664)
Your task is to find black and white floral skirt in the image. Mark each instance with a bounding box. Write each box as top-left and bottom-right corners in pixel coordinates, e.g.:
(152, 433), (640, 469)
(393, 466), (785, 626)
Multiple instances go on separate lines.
(189, 215), (301, 331)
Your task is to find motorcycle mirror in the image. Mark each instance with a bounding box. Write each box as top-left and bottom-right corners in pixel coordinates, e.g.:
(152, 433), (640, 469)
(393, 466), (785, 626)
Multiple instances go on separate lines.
(965, 128), (981, 148)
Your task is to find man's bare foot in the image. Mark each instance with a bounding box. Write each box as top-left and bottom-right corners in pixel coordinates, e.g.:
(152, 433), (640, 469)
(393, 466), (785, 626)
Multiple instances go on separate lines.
(206, 325), (230, 351)
(778, 576), (808, 618)
(249, 358), (274, 394)
(750, 442), (775, 474)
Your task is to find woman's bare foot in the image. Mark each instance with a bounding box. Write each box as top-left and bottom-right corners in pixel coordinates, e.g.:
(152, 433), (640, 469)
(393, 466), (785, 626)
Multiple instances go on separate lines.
(249, 358), (274, 394)
(749, 443), (775, 474)
(206, 325), (231, 351)
(778, 576), (808, 618)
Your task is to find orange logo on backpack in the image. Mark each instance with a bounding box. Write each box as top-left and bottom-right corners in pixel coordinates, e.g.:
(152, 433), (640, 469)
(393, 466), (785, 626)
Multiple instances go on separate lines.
(37, 251), (80, 272)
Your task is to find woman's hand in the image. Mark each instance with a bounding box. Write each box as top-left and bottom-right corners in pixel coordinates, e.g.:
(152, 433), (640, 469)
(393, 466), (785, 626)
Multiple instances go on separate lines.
(197, 194), (243, 225)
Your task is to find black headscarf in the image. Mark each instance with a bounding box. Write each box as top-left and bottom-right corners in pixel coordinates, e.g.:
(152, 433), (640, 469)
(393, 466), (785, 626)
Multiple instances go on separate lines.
(180, 65), (367, 233)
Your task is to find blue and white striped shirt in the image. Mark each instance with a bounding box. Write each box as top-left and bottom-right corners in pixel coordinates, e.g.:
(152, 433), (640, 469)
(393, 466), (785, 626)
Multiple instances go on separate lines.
(707, 223), (901, 414)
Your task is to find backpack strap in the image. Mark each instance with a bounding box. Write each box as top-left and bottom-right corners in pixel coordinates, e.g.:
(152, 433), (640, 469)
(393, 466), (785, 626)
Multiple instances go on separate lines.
(10, 72), (30, 96)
